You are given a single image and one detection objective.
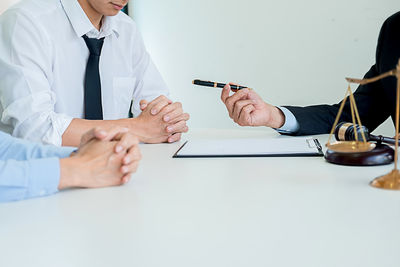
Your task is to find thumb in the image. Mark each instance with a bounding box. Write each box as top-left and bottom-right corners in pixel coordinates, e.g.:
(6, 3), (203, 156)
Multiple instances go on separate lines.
(80, 127), (107, 147)
(140, 100), (148, 111)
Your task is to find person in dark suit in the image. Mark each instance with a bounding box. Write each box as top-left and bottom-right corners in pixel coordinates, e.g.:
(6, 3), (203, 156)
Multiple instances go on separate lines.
(220, 12), (400, 135)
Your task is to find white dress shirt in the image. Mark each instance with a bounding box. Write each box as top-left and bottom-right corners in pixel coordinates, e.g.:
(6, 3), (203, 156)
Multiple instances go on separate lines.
(0, 0), (169, 145)
(276, 106), (300, 133)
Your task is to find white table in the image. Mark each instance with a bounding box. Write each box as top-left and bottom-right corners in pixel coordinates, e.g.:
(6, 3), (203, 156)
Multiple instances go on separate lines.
(1, 128), (399, 267)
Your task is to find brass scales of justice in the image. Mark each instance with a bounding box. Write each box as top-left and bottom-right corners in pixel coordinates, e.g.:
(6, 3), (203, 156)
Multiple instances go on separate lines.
(325, 59), (400, 190)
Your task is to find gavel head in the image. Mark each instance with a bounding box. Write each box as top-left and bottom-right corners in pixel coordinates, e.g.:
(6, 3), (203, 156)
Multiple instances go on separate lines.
(335, 122), (370, 142)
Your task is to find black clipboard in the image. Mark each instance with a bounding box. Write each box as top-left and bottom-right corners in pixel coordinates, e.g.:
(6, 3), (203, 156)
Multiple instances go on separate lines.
(173, 138), (323, 158)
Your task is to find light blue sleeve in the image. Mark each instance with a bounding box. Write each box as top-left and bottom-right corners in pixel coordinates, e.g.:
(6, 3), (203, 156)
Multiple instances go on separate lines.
(275, 106), (300, 134)
(0, 132), (75, 202)
(0, 131), (75, 161)
(0, 158), (62, 202)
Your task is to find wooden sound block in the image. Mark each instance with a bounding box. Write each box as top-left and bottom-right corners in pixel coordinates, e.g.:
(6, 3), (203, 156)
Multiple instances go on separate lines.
(325, 144), (394, 166)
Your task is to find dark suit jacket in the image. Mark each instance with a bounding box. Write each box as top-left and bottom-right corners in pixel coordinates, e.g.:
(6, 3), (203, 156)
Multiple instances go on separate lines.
(284, 12), (400, 135)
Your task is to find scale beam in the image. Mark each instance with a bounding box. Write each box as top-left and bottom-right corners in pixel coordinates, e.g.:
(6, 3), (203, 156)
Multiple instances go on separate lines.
(345, 69), (396, 85)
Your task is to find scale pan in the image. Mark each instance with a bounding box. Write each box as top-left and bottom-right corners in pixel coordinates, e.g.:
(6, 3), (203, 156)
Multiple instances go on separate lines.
(326, 141), (376, 153)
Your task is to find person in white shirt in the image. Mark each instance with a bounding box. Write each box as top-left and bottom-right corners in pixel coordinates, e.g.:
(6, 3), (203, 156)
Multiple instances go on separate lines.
(0, 0), (189, 147)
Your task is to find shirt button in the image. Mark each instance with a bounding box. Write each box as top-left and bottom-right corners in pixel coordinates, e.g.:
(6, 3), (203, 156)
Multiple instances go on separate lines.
(39, 190), (47, 196)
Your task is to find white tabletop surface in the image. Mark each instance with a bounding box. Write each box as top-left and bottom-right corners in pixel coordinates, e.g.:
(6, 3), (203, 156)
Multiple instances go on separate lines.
(1, 128), (399, 267)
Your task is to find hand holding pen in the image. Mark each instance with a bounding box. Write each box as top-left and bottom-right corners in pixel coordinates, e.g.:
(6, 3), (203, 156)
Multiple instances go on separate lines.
(192, 79), (285, 128)
(220, 83), (285, 128)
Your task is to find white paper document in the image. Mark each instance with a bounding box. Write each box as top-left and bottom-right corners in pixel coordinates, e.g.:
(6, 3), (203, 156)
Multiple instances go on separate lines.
(173, 137), (323, 158)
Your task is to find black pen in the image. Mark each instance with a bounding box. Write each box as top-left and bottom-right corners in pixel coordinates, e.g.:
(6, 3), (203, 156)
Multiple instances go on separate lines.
(192, 79), (251, 92)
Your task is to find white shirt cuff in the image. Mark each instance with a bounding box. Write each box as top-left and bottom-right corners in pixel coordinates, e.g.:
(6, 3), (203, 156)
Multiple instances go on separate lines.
(275, 106), (300, 134)
(42, 114), (74, 146)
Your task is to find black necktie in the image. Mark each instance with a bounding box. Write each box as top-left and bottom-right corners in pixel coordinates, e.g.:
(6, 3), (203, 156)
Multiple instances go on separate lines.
(82, 35), (105, 120)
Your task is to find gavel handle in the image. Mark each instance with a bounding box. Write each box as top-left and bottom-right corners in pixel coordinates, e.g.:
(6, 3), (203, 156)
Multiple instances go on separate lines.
(369, 134), (396, 145)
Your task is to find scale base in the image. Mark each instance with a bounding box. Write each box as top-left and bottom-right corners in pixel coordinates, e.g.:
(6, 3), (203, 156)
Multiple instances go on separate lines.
(325, 144), (394, 166)
(371, 169), (400, 190)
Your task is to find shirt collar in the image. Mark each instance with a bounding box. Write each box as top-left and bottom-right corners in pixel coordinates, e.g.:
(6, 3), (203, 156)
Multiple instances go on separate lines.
(60, 0), (120, 39)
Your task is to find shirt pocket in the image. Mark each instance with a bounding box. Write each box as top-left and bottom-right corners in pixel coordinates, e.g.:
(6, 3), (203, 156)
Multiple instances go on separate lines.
(112, 77), (136, 118)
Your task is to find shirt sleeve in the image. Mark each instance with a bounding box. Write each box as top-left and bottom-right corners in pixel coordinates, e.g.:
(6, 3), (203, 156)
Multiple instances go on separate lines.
(275, 106), (300, 134)
(0, 131), (75, 161)
(129, 25), (170, 117)
(0, 158), (61, 203)
(0, 131), (73, 203)
(0, 10), (73, 146)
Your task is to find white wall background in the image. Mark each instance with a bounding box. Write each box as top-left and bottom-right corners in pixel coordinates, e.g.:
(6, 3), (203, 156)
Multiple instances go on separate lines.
(130, 0), (399, 135)
(0, 0), (19, 14)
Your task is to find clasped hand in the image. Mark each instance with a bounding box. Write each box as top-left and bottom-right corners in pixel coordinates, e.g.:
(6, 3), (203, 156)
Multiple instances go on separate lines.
(59, 127), (142, 189)
(137, 95), (190, 143)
